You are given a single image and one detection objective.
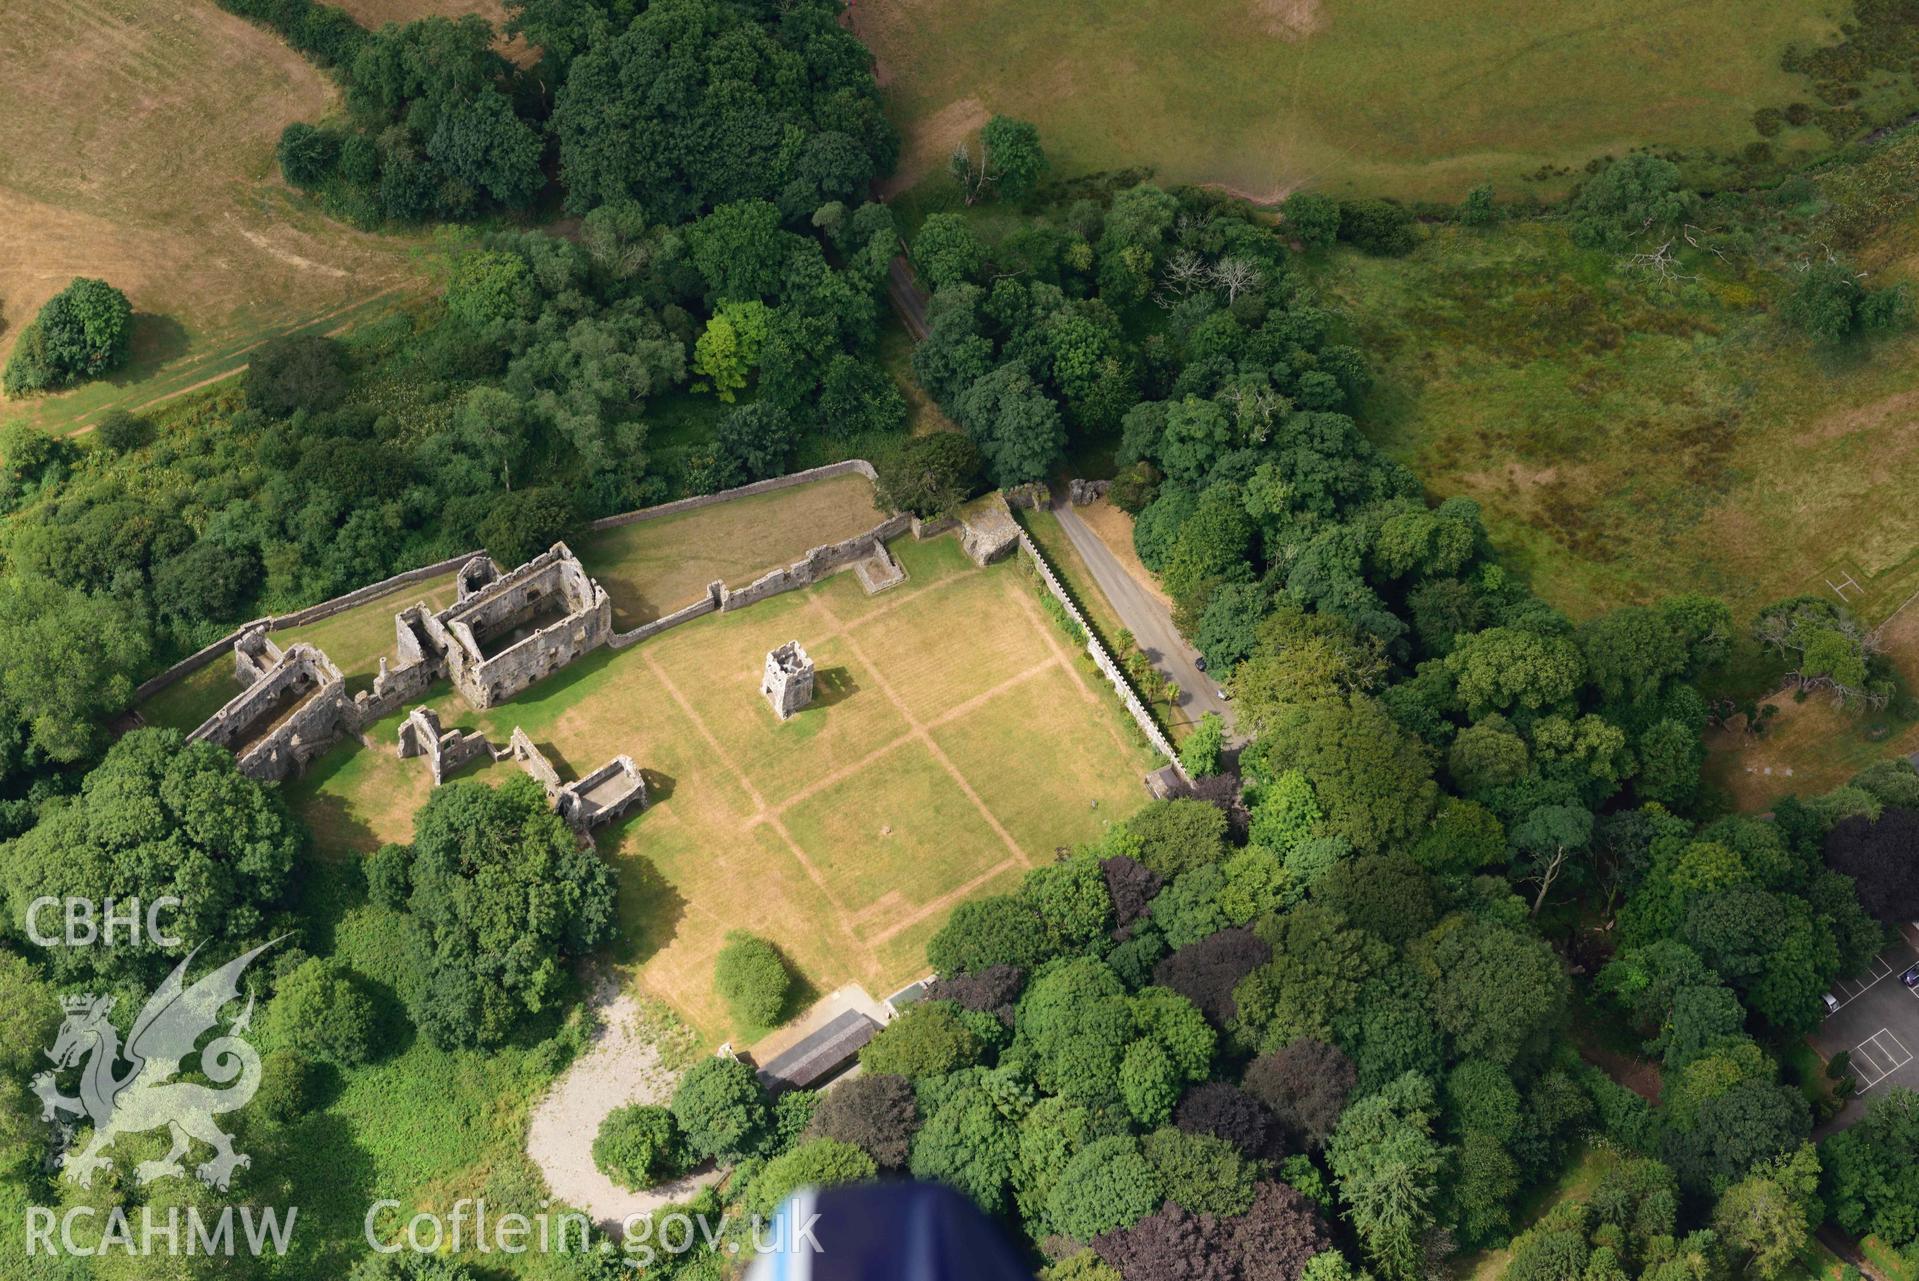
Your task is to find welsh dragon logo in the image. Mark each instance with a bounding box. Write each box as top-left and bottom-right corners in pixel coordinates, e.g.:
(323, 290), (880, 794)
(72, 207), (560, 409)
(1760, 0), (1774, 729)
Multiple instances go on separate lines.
(33, 940), (280, 1190)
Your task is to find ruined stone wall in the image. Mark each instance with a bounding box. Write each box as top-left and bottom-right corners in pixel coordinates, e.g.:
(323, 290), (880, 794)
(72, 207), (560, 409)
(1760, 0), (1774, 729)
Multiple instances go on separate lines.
(191, 644), (353, 783)
(508, 727), (563, 793)
(397, 708), (492, 785)
(234, 631), (282, 686)
(458, 604), (608, 708)
(720, 515), (912, 612)
(350, 656), (438, 728)
(556, 756), (647, 831)
(435, 546), (612, 709)
(133, 551), (482, 704)
(1014, 528), (1187, 780)
(606, 514), (909, 647)
(607, 584), (724, 650)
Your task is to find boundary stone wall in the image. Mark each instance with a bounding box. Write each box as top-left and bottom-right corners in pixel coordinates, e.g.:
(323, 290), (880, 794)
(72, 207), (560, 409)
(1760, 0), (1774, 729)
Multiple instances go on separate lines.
(140, 463), (889, 705)
(605, 513), (910, 650)
(1014, 527), (1187, 780)
(584, 460), (880, 532)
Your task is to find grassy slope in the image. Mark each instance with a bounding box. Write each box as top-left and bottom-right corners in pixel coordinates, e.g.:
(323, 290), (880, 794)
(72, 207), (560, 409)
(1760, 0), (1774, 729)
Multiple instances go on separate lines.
(0, 0), (452, 436)
(1309, 203), (1919, 811)
(856, 0), (1837, 202)
(1318, 219), (1919, 626)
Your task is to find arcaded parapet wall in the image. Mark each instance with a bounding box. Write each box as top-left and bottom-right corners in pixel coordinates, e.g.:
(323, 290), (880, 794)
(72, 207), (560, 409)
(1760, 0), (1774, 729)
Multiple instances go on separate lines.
(190, 642), (351, 783)
(433, 543), (613, 709)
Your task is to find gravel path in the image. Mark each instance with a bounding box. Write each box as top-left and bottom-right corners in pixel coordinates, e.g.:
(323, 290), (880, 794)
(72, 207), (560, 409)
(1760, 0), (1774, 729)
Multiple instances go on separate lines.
(525, 979), (723, 1233)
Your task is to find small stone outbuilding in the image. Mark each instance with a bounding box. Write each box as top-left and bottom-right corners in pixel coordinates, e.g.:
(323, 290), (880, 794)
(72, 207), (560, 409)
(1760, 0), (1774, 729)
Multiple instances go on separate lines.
(958, 495), (1021, 567)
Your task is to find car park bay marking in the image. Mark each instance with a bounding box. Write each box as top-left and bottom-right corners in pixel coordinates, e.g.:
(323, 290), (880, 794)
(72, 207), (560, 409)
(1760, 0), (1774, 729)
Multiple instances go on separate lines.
(1832, 956), (1897, 1009)
(1852, 1029), (1914, 1092)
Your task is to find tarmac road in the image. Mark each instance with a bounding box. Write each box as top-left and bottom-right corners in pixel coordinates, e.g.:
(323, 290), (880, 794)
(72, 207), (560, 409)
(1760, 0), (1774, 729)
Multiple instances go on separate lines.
(1050, 498), (1235, 736)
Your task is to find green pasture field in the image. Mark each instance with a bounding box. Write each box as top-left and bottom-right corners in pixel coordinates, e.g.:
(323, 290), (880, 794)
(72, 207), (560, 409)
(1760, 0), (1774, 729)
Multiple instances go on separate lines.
(1317, 219), (1919, 627)
(855, 0), (1839, 203)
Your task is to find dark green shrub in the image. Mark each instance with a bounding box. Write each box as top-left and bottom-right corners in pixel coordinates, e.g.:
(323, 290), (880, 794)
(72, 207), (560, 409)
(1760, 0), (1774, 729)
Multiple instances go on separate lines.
(593, 1104), (687, 1190)
(477, 487), (574, 566)
(714, 930), (792, 1029)
(1336, 200), (1417, 256)
(245, 334), (347, 417)
(278, 122), (340, 189)
(3, 278), (134, 396)
(873, 432), (984, 518)
(93, 409), (151, 453)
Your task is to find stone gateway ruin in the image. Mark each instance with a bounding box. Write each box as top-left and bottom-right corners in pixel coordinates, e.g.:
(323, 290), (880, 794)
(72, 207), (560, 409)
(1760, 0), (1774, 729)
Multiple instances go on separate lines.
(762, 641), (816, 720)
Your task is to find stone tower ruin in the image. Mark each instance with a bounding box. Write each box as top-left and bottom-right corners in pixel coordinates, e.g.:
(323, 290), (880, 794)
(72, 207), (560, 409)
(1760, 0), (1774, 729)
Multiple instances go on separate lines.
(762, 641), (815, 720)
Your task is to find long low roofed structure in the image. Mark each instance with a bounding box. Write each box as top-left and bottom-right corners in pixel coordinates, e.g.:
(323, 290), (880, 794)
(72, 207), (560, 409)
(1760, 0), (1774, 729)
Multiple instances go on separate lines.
(753, 1009), (882, 1096)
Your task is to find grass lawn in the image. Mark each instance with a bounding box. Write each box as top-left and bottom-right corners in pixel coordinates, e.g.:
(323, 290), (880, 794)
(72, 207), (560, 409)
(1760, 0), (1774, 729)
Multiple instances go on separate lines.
(0, 0), (443, 436)
(575, 470), (885, 629)
(1458, 1145), (1611, 1281)
(1702, 692), (1919, 813)
(1863, 1237), (1918, 1281)
(283, 525), (1159, 1044)
(855, 0), (1839, 203)
(141, 661), (247, 736)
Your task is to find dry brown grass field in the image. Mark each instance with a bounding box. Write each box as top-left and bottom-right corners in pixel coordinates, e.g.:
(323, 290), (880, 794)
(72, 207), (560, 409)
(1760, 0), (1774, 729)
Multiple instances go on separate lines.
(857, 0), (1833, 202)
(0, 0), (436, 433)
(328, 0), (507, 28)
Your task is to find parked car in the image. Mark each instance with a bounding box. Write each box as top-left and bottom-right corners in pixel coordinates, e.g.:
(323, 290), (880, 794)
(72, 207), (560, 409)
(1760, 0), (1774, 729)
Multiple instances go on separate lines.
(1194, 655), (1208, 672)
(1822, 992), (1840, 1015)
(1903, 964), (1919, 988)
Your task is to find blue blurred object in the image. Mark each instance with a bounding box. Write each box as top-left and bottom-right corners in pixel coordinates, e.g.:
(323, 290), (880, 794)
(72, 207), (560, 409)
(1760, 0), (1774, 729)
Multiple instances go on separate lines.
(745, 1181), (1035, 1281)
